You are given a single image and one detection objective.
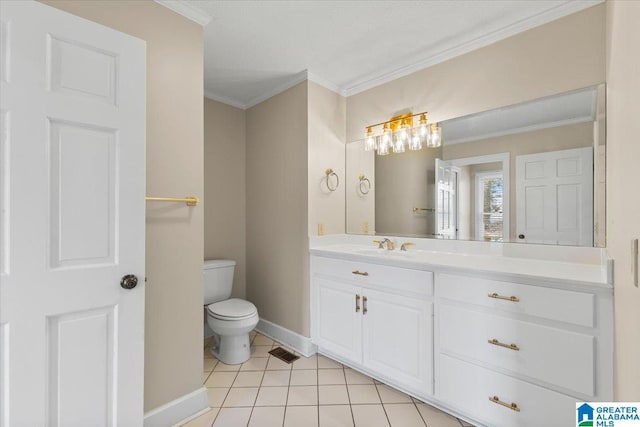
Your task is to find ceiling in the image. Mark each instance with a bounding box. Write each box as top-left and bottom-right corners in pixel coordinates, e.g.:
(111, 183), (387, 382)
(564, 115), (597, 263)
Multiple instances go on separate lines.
(187, 0), (602, 109)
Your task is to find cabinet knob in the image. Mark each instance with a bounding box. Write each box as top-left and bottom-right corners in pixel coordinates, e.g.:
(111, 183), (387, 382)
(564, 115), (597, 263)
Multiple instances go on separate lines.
(355, 294), (361, 312)
(362, 296), (368, 315)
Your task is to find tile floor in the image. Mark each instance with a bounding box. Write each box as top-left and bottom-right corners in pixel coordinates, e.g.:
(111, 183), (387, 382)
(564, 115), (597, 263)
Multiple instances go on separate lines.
(180, 332), (475, 427)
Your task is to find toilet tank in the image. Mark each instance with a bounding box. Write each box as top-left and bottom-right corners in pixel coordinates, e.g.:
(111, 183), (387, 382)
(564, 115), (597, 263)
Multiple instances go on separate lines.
(203, 259), (236, 305)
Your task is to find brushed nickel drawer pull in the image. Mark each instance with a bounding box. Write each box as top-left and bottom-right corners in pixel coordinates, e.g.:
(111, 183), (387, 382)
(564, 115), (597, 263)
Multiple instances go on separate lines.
(363, 296), (368, 315)
(488, 292), (519, 302)
(488, 338), (520, 351)
(489, 395), (520, 412)
(355, 294), (361, 312)
(352, 270), (369, 276)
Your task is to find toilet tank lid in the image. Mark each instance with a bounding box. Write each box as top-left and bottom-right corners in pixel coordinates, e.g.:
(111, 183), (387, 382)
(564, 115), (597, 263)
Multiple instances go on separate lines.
(203, 259), (236, 270)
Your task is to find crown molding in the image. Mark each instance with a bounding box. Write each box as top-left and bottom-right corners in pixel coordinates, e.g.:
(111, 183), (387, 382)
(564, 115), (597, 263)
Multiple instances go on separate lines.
(307, 72), (347, 97)
(154, 0), (212, 26)
(205, 70), (346, 110)
(343, 0), (604, 96)
(204, 90), (247, 110)
(243, 70), (309, 109)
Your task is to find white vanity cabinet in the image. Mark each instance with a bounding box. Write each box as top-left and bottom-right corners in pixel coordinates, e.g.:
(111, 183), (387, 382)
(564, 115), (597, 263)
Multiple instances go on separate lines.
(311, 255), (434, 396)
(435, 272), (613, 427)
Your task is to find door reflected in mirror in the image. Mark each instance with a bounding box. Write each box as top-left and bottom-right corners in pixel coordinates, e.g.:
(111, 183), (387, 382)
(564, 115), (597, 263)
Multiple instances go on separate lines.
(346, 84), (606, 247)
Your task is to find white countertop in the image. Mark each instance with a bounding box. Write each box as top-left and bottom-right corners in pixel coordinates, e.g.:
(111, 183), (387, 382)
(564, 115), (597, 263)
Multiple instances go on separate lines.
(309, 236), (612, 288)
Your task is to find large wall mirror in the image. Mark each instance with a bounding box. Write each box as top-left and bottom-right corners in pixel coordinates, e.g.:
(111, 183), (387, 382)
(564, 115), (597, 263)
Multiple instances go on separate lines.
(346, 84), (606, 247)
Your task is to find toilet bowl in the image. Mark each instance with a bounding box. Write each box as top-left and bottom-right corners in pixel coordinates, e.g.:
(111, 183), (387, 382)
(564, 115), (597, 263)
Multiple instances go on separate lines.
(203, 260), (259, 365)
(206, 298), (258, 364)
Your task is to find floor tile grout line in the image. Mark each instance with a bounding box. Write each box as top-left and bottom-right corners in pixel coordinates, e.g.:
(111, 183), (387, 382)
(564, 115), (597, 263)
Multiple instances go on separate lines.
(211, 332), (257, 427)
(374, 382), (392, 427)
(316, 356), (320, 427)
(210, 364), (242, 426)
(281, 346), (295, 427)
(245, 356), (267, 427)
(342, 365), (357, 427)
(340, 365), (356, 427)
(413, 399), (429, 427)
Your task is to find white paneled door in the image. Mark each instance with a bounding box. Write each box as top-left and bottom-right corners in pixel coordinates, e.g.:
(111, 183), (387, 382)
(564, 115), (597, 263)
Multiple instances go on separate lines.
(516, 147), (593, 246)
(0, 2), (146, 427)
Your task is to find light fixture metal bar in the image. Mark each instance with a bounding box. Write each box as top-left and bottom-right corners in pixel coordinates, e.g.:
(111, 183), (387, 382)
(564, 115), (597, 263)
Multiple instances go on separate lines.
(365, 111), (428, 131)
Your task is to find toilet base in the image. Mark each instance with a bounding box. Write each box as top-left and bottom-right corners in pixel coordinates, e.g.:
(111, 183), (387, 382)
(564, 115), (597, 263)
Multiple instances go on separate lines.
(211, 332), (251, 365)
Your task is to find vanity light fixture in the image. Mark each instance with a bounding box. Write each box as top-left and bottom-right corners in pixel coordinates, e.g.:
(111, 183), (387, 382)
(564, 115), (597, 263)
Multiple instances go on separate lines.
(364, 112), (442, 154)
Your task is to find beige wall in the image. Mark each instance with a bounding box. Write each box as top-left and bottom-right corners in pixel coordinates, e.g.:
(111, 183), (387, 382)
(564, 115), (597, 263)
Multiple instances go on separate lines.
(606, 0), (640, 400)
(246, 82), (310, 336)
(346, 140), (375, 234)
(204, 98), (247, 300)
(42, 0), (205, 412)
(443, 122), (593, 241)
(308, 81), (346, 236)
(375, 148), (440, 237)
(346, 4), (606, 142)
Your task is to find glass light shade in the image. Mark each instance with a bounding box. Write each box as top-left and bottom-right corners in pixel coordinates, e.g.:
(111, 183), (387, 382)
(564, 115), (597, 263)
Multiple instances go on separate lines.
(418, 114), (429, 139)
(378, 124), (392, 155)
(409, 130), (422, 150)
(377, 137), (390, 155)
(398, 120), (410, 143)
(393, 134), (406, 153)
(364, 135), (376, 151)
(428, 123), (442, 148)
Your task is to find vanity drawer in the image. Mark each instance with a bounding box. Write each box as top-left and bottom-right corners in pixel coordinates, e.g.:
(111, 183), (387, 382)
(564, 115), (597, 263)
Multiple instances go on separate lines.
(437, 273), (594, 327)
(439, 303), (595, 396)
(312, 256), (433, 297)
(438, 355), (576, 427)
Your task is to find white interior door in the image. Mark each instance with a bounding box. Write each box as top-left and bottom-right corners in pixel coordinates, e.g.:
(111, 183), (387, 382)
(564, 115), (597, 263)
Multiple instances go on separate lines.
(0, 2), (146, 426)
(435, 159), (459, 239)
(516, 147), (593, 246)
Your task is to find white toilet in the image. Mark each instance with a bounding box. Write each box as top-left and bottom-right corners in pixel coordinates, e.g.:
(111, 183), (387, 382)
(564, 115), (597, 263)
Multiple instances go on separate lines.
(204, 259), (259, 365)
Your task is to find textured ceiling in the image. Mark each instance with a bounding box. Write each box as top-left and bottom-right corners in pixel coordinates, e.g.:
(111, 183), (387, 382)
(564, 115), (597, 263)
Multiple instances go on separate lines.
(196, 0), (602, 109)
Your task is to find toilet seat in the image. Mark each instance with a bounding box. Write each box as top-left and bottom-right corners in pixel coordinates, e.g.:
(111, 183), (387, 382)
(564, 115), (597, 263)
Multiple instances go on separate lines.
(207, 298), (257, 321)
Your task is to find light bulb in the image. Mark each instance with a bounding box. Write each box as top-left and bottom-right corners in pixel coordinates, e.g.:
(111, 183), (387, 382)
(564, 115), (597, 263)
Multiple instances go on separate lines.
(418, 114), (429, 139)
(364, 127), (376, 151)
(409, 129), (422, 150)
(377, 138), (390, 155)
(393, 134), (405, 153)
(398, 119), (410, 143)
(428, 123), (442, 148)
(378, 123), (391, 155)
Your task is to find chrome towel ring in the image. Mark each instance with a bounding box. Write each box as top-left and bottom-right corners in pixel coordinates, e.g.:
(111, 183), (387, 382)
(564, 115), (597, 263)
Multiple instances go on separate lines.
(358, 174), (371, 195)
(325, 168), (339, 191)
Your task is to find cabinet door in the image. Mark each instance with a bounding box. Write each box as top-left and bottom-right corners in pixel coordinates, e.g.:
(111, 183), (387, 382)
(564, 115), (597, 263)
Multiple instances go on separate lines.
(362, 289), (433, 395)
(315, 278), (362, 364)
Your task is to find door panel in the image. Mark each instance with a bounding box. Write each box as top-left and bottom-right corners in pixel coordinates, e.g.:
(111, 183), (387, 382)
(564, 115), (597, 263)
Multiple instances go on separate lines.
(362, 288), (433, 394)
(0, 2), (145, 426)
(516, 147), (593, 245)
(315, 278), (362, 364)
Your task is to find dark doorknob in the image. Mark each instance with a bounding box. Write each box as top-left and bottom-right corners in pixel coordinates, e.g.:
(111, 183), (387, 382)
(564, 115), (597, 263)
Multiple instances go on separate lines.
(120, 274), (138, 289)
(518, 234), (525, 239)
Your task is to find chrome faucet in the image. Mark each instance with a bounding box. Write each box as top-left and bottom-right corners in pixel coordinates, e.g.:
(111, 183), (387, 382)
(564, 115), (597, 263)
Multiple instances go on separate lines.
(373, 238), (394, 250)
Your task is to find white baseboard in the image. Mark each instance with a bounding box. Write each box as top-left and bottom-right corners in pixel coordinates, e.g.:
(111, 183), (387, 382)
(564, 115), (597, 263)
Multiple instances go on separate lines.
(255, 318), (317, 357)
(144, 386), (209, 427)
